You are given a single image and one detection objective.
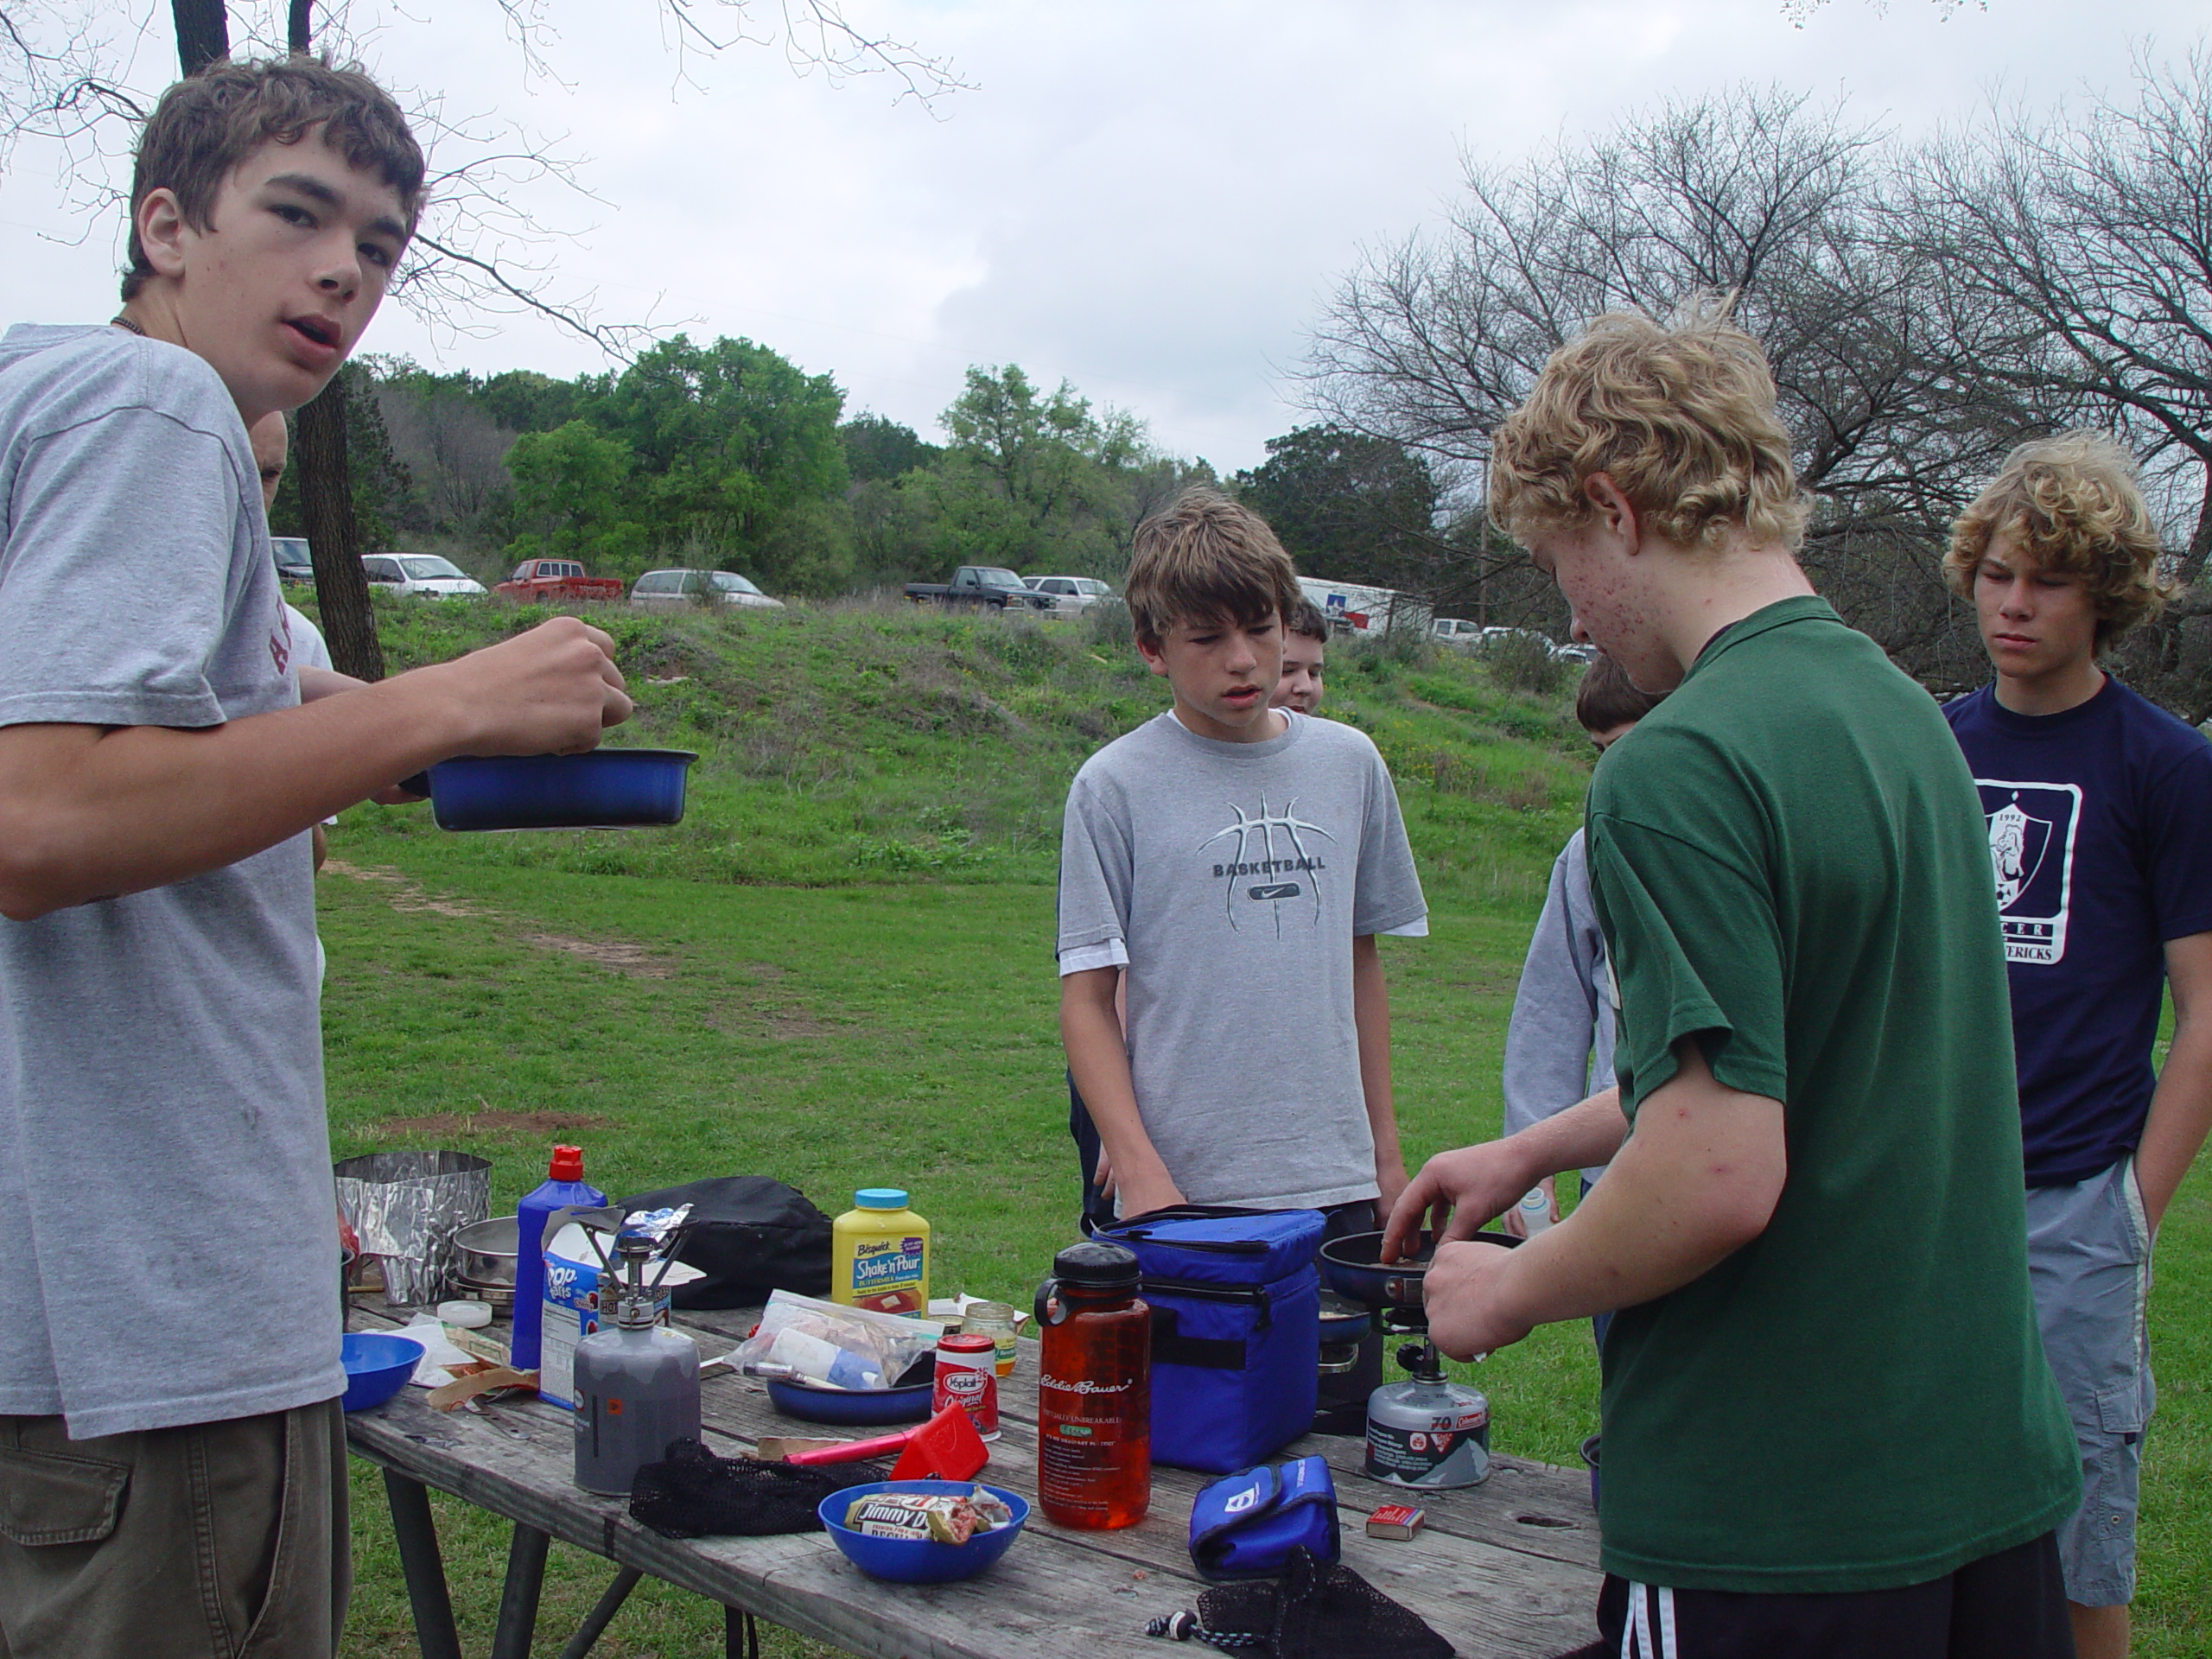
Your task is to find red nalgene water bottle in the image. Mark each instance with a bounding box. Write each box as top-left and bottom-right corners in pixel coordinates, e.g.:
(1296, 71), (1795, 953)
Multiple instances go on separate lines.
(1034, 1240), (1150, 1529)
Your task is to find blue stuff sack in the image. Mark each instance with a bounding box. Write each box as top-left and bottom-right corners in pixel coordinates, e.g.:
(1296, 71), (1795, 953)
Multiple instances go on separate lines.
(1188, 1456), (1340, 1580)
(1097, 1207), (1324, 1473)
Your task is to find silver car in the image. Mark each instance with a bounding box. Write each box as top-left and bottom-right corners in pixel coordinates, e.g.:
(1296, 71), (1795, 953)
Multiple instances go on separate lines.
(1022, 575), (1115, 617)
(361, 553), (487, 599)
(630, 568), (786, 612)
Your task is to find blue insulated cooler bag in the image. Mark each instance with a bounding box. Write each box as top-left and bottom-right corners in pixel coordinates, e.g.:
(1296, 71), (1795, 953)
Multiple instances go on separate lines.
(1188, 1456), (1341, 1580)
(1098, 1207), (1324, 1474)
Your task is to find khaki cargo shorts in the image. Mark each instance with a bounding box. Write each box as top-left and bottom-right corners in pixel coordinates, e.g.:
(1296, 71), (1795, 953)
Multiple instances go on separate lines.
(0, 1398), (348, 1659)
(2024, 1155), (2156, 1608)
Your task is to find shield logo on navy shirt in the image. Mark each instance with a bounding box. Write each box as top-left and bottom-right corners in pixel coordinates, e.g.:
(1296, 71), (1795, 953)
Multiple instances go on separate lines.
(1974, 781), (2082, 965)
(1986, 799), (2050, 910)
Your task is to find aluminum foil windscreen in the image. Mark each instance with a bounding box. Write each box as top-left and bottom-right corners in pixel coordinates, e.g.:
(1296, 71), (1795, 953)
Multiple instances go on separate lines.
(334, 1150), (492, 1306)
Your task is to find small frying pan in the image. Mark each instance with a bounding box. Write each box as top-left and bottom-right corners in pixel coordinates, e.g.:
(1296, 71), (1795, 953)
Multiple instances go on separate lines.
(1317, 1229), (1520, 1309)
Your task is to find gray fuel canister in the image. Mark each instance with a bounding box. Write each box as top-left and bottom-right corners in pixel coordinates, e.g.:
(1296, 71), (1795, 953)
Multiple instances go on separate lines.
(570, 1225), (702, 1495)
(1363, 1373), (1491, 1489)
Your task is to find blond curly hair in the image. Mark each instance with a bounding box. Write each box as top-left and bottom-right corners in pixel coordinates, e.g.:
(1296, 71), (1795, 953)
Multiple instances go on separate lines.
(1945, 433), (2171, 653)
(1488, 306), (1808, 554)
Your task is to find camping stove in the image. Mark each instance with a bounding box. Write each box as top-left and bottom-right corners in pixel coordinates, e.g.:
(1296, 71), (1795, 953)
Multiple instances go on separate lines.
(1317, 1230), (1511, 1490)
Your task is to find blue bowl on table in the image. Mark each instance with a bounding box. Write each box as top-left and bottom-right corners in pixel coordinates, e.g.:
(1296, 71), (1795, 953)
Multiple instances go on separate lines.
(340, 1332), (423, 1413)
(818, 1480), (1029, 1584)
(421, 749), (697, 831)
(766, 1377), (933, 1427)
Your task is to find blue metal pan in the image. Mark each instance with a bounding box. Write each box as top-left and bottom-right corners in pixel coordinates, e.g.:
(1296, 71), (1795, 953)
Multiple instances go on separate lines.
(416, 749), (698, 831)
(766, 1378), (935, 1427)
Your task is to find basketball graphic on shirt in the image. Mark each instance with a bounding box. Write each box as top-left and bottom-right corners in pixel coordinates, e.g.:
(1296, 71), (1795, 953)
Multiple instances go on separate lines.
(1973, 780), (2082, 965)
(1197, 795), (1338, 934)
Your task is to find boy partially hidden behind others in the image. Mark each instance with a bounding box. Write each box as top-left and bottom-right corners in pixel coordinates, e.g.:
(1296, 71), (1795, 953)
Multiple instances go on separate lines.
(1057, 490), (1427, 1238)
(1272, 597), (1328, 715)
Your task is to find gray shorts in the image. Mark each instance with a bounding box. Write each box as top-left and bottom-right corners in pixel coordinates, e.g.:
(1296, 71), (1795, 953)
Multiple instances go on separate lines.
(2024, 1155), (2156, 1608)
(0, 1399), (348, 1658)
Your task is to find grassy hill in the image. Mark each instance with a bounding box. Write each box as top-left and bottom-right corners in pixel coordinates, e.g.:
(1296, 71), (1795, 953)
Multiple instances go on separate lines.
(336, 594), (1589, 908)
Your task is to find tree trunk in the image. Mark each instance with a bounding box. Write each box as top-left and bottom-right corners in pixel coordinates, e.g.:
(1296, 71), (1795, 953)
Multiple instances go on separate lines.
(275, 0), (381, 680)
(170, 0), (227, 74)
(296, 380), (385, 680)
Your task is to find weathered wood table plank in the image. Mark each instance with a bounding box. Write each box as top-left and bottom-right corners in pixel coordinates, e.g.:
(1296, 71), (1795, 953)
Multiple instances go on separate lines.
(345, 1301), (1600, 1658)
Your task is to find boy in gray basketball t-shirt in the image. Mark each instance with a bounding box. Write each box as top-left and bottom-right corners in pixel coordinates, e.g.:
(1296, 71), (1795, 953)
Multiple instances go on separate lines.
(1057, 491), (1427, 1221)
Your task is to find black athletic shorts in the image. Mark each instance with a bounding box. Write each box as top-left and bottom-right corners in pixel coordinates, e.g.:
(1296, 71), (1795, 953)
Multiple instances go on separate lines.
(1554, 1531), (2073, 1659)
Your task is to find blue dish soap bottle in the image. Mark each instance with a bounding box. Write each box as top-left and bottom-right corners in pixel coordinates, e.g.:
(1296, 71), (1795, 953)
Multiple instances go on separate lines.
(511, 1145), (604, 1372)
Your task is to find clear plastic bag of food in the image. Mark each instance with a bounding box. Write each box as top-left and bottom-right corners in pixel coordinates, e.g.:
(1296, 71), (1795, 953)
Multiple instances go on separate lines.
(731, 1289), (944, 1390)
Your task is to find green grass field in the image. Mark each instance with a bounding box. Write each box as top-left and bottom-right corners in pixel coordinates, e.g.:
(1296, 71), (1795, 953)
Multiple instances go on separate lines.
(318, 600), (2209, 1657)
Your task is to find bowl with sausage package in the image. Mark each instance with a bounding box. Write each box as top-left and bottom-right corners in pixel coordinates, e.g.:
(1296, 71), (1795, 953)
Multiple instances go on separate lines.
(818, 1480), (1028, 1583)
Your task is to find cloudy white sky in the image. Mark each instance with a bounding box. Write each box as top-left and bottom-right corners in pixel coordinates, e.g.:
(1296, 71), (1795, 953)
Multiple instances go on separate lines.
(0, 0), (2200, 473)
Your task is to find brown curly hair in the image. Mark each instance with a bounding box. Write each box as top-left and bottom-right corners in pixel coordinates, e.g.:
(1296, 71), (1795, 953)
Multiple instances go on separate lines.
(1124, 488), (1302, 651)
(1944, 433), (2171, 653)
(1489, 303), (1808, 555)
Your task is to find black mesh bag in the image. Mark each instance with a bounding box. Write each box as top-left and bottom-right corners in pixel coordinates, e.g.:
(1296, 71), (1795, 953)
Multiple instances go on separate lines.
(629, 1438), (889, 1539)
(1146, 1547), (1455, 1658)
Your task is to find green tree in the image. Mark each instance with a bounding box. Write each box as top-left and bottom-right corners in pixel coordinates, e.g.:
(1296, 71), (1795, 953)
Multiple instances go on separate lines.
(841, 413), (941, 483)
(578, 334), (850, 586)
(504, 421), (650, 574)
(477, 371), (582, 437)
(929, 365), (1149, 575)
(1232, 424), (1440, 588)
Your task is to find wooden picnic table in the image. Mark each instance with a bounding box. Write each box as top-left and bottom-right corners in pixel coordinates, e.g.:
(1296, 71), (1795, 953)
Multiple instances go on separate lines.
(344, 1299), (1601, 1658)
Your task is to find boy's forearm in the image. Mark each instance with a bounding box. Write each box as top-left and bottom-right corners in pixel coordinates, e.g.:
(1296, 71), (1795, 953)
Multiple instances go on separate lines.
(0, 621), (628, 919)
(1352, 936), (1407, 1204)
(1060, 969), (1179, 1208)
(1423, 1050), (1786, 1358)
(2136, 934), (2212, 1229)
(0, 679), (466, 916)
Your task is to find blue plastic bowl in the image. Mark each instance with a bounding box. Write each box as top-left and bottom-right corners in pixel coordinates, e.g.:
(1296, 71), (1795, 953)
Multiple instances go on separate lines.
(423, 749), (697, 831)
(340, 1332), (423, 1413)
(818, 1480), (1029, 1584)
(766, 1377), (933, 1427)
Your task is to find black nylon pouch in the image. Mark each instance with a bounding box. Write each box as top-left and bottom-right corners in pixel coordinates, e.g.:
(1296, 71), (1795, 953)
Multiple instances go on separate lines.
(618, 1175), (833, 1309)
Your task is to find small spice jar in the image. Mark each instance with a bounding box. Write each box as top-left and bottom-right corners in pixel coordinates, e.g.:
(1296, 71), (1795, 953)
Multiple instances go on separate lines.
(962, 1300), (1020, 1376)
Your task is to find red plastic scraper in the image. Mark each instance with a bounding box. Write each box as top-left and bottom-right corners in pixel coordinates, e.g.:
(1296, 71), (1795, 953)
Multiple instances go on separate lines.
(777, 1406), (989, 1481)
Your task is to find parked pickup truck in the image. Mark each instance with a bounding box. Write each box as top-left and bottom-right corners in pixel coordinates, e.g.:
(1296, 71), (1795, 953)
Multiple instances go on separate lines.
(496, 558), (625, 603)
(904, 566), (1055, 613)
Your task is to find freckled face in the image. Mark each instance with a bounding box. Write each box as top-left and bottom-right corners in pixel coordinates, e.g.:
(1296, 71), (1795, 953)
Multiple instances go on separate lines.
(1527, 518), (1679, 695)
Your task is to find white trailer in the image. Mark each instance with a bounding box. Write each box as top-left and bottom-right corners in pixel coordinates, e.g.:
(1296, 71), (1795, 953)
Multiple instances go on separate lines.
(1296, 576), (1432, 639)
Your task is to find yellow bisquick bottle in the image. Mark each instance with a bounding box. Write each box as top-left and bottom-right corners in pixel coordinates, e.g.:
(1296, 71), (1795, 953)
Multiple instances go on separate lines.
(830, 1188), (931, 1315)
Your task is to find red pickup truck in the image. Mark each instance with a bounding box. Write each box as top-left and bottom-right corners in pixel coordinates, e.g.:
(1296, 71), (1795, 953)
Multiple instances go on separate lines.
(495, 558), (626, 604)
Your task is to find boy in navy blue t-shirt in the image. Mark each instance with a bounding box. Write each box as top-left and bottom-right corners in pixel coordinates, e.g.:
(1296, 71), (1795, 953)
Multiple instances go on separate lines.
(1944, 433), (2212, 1659)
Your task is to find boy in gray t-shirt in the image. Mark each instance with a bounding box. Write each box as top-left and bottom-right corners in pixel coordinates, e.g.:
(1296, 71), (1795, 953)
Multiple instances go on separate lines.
(0, 60), (632, 1656)
(1057, 489), (1427, 1222)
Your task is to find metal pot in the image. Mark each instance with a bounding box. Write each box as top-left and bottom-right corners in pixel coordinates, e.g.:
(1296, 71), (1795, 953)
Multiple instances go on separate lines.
(1316, 1229), (1518, 1311)
(451, 1215), (519, 1288)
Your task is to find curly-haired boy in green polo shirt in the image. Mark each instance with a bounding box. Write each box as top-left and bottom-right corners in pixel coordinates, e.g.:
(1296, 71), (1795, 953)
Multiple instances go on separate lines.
(1384, 306), (2079, 1657)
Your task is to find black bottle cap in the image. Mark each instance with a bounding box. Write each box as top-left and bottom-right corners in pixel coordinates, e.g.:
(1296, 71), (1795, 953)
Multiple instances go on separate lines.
(1052, 1239), (1141, 1288)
